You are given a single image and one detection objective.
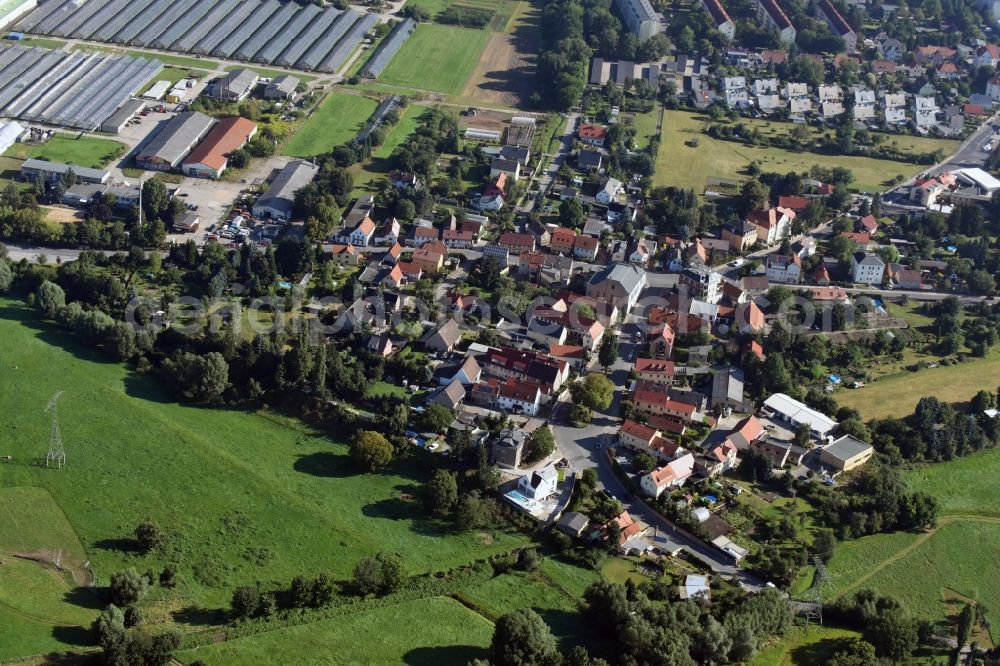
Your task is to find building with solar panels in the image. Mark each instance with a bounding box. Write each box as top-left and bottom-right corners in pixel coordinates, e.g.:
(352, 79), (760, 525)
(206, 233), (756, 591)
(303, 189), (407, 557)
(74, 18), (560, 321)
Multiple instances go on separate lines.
(14, 0), (393, 74)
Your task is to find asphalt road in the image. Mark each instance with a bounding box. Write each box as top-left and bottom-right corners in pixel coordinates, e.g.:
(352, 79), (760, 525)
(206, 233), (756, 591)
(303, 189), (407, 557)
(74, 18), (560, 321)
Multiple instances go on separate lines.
(925, 110), (1000, 178)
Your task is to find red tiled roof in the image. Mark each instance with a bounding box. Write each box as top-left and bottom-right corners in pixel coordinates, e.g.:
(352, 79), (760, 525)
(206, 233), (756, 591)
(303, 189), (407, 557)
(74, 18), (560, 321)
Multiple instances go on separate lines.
(621, 419), (658, 443)
(182, 116), (257, 172)
(635, 358), (676, 375)
(579, 124), (607, 140)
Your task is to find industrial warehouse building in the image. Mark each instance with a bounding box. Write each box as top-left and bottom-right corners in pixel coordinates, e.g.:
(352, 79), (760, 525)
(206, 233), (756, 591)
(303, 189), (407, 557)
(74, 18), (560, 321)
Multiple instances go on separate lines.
(16, 0), (384, 74)
(0, 44), (161, 130)
(136, 111), (215, 171)
(252, 160), (318, 221)
(100, 98), (146, 134)
(181, 116), (258, 179)
(21, 158), (111, 185)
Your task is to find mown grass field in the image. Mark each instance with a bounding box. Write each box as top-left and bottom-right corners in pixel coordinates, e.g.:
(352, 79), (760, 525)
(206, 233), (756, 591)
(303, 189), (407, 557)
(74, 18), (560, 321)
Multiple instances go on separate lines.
(0, 297), (527, 654)
(654, 110), (946, 194)
(378, 24), (491, 95)
(834, 349), (1000, 420)
(137, 65), (208, 95)
(282, 92), (379, 158)
(177, 596), (494, 665)
(3, 133), (126, 168)
(749, 625), (861, 666)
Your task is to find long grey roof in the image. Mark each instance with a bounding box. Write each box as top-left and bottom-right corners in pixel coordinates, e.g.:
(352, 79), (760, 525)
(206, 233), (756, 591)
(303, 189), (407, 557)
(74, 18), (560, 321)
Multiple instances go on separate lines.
(22, 158), (110, 182)
(254, 160), (318, 217)
(588, 262), (646, 294)
(137, 111), (215, 166)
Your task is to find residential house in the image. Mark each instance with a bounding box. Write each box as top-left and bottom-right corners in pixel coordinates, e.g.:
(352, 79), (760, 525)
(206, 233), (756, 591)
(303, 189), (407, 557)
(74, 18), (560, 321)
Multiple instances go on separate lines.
(548, 344), (587, 370)
(913, 95), (939, 129)
(374, 218), (400, 246)
(914, 45), (957, 66)
(734, 300), (765, 332)
(442, 229), (476, 249)
(517, 463), (557, 499)
(550, 227), (577, 255)
(975, 44), (1000, 68)
(498, 232), (536, 254)
(497, 379), (544, 415)
(324, 243), (360, 266)
(413, 247), (445, 274)
(850, 252), (885, 284)
(612, 0), (662, 41)
(424, 319), (462, 353)
(482, 245), (511, 265)
(988, 75), (1000, 102)
(765, 253), (802, 284)
(480, 347), (570, 392)
(430, 379), (466, 411)
(724, 76), (749, 108)
(679, 265), (723, 304)
(634, 383), (697, 422)
(556, 511), (590, 538)
(578, 124), (607, 147)
(437, 355), (482, 386)
(577, 149), (603, 170)
(695, 441), (739, 477)
(365, 333), (393, 357)
(745, 206), (795, 245)
(596, 177), (623, 204)
(883, 92), (907, 125)
(635, 358), (677, 385)
(876, 35), (904, 61)
(721, 220), (759, 252)
(858, 214), (878, 233)
(490, 157), (521, 182)
(854, 89), (877, 121)
(629, 238), (657, 266)
(411, 224), (440, 247)
(777, 195), (810, 212)
(814, 263), (831, 285)
(640, 453), (696, 498)
(492, 427), (527, 469)
(752, 438), (807, 468)
(895, 268), (922, 289)
(725, 415), (765, 451)
(586, 263), (647, 313)
(349, 217), (376, 247)
(574, 235), (600, 261)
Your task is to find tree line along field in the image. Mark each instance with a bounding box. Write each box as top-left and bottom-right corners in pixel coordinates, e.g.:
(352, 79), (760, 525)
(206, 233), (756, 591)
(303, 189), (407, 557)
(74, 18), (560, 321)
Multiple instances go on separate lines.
(3, 133), (126, 169)
(0, 298), (528, 658)
(653, 110), (955, 194)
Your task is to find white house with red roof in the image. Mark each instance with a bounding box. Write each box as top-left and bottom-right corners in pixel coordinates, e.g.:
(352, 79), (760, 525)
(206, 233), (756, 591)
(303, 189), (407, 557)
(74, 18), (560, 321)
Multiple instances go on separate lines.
(640, 453), (695, 498)
(578, 123), (607, 147)
(745, 207), (794, 245)
(349, 216), (377, 247)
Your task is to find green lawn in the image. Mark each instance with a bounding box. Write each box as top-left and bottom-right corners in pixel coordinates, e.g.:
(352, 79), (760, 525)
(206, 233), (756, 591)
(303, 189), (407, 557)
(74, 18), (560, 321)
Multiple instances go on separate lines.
(826, 521), (1000, 634)
(538, 556), (600, 597)
(3, 133), (125, 168)
(834, 349), (1000, 420)
(749, 625), (862, 666)
(283, 92), (379, 158)
(459, 572), (589, 646)
(177, 596), (493, 665)
(223, 64), (315, 83)
(907, 447), (1000, 517)
(0, 297), (527, 656)
(654, 110), (947, 194)
(137, 65), (208, 95)
(632, 109), (660, 150)
(378, 24), (491, 95)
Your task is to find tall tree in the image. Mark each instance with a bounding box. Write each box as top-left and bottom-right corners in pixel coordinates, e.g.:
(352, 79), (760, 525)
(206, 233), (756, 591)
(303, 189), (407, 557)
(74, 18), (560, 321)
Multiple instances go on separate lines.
(491, 609), (558, 666)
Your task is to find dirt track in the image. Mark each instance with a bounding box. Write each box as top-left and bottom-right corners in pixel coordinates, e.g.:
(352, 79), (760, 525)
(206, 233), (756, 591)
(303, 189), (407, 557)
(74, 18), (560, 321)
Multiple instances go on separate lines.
(461, 2), (539, 108)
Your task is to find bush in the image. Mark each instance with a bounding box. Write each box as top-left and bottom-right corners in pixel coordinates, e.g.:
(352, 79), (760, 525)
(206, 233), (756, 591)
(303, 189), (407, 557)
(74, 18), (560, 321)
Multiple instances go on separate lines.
(231, 585), (261, 619)
(109, 569), (148, 607)
(134, 520), (164, 553)
(123, 605), (143, 628)
(353, 551), (405, 596)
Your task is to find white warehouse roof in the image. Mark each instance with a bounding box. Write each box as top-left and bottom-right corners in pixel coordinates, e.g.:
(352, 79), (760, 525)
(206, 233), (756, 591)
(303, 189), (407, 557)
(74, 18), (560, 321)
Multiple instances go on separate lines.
(0, 119), (24, 154)
(955, 167), (1000, 193)
(763, 393), (838, 436)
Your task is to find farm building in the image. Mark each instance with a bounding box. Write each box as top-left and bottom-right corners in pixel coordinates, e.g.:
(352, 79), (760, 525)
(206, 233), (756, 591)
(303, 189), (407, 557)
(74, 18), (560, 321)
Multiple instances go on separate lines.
(100, 98), (145, 134)
(135, 111), (215, 171)
(0, 44), (161, 129)
(263, 75), (299, 100)
(20, 158), (111, 185)
(181, 116), (257, 179)
(206, 68), (259, 102)
(252, 159), (319, 221)
(16, 0), (382, 73)
(360, 18), (416, 80)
